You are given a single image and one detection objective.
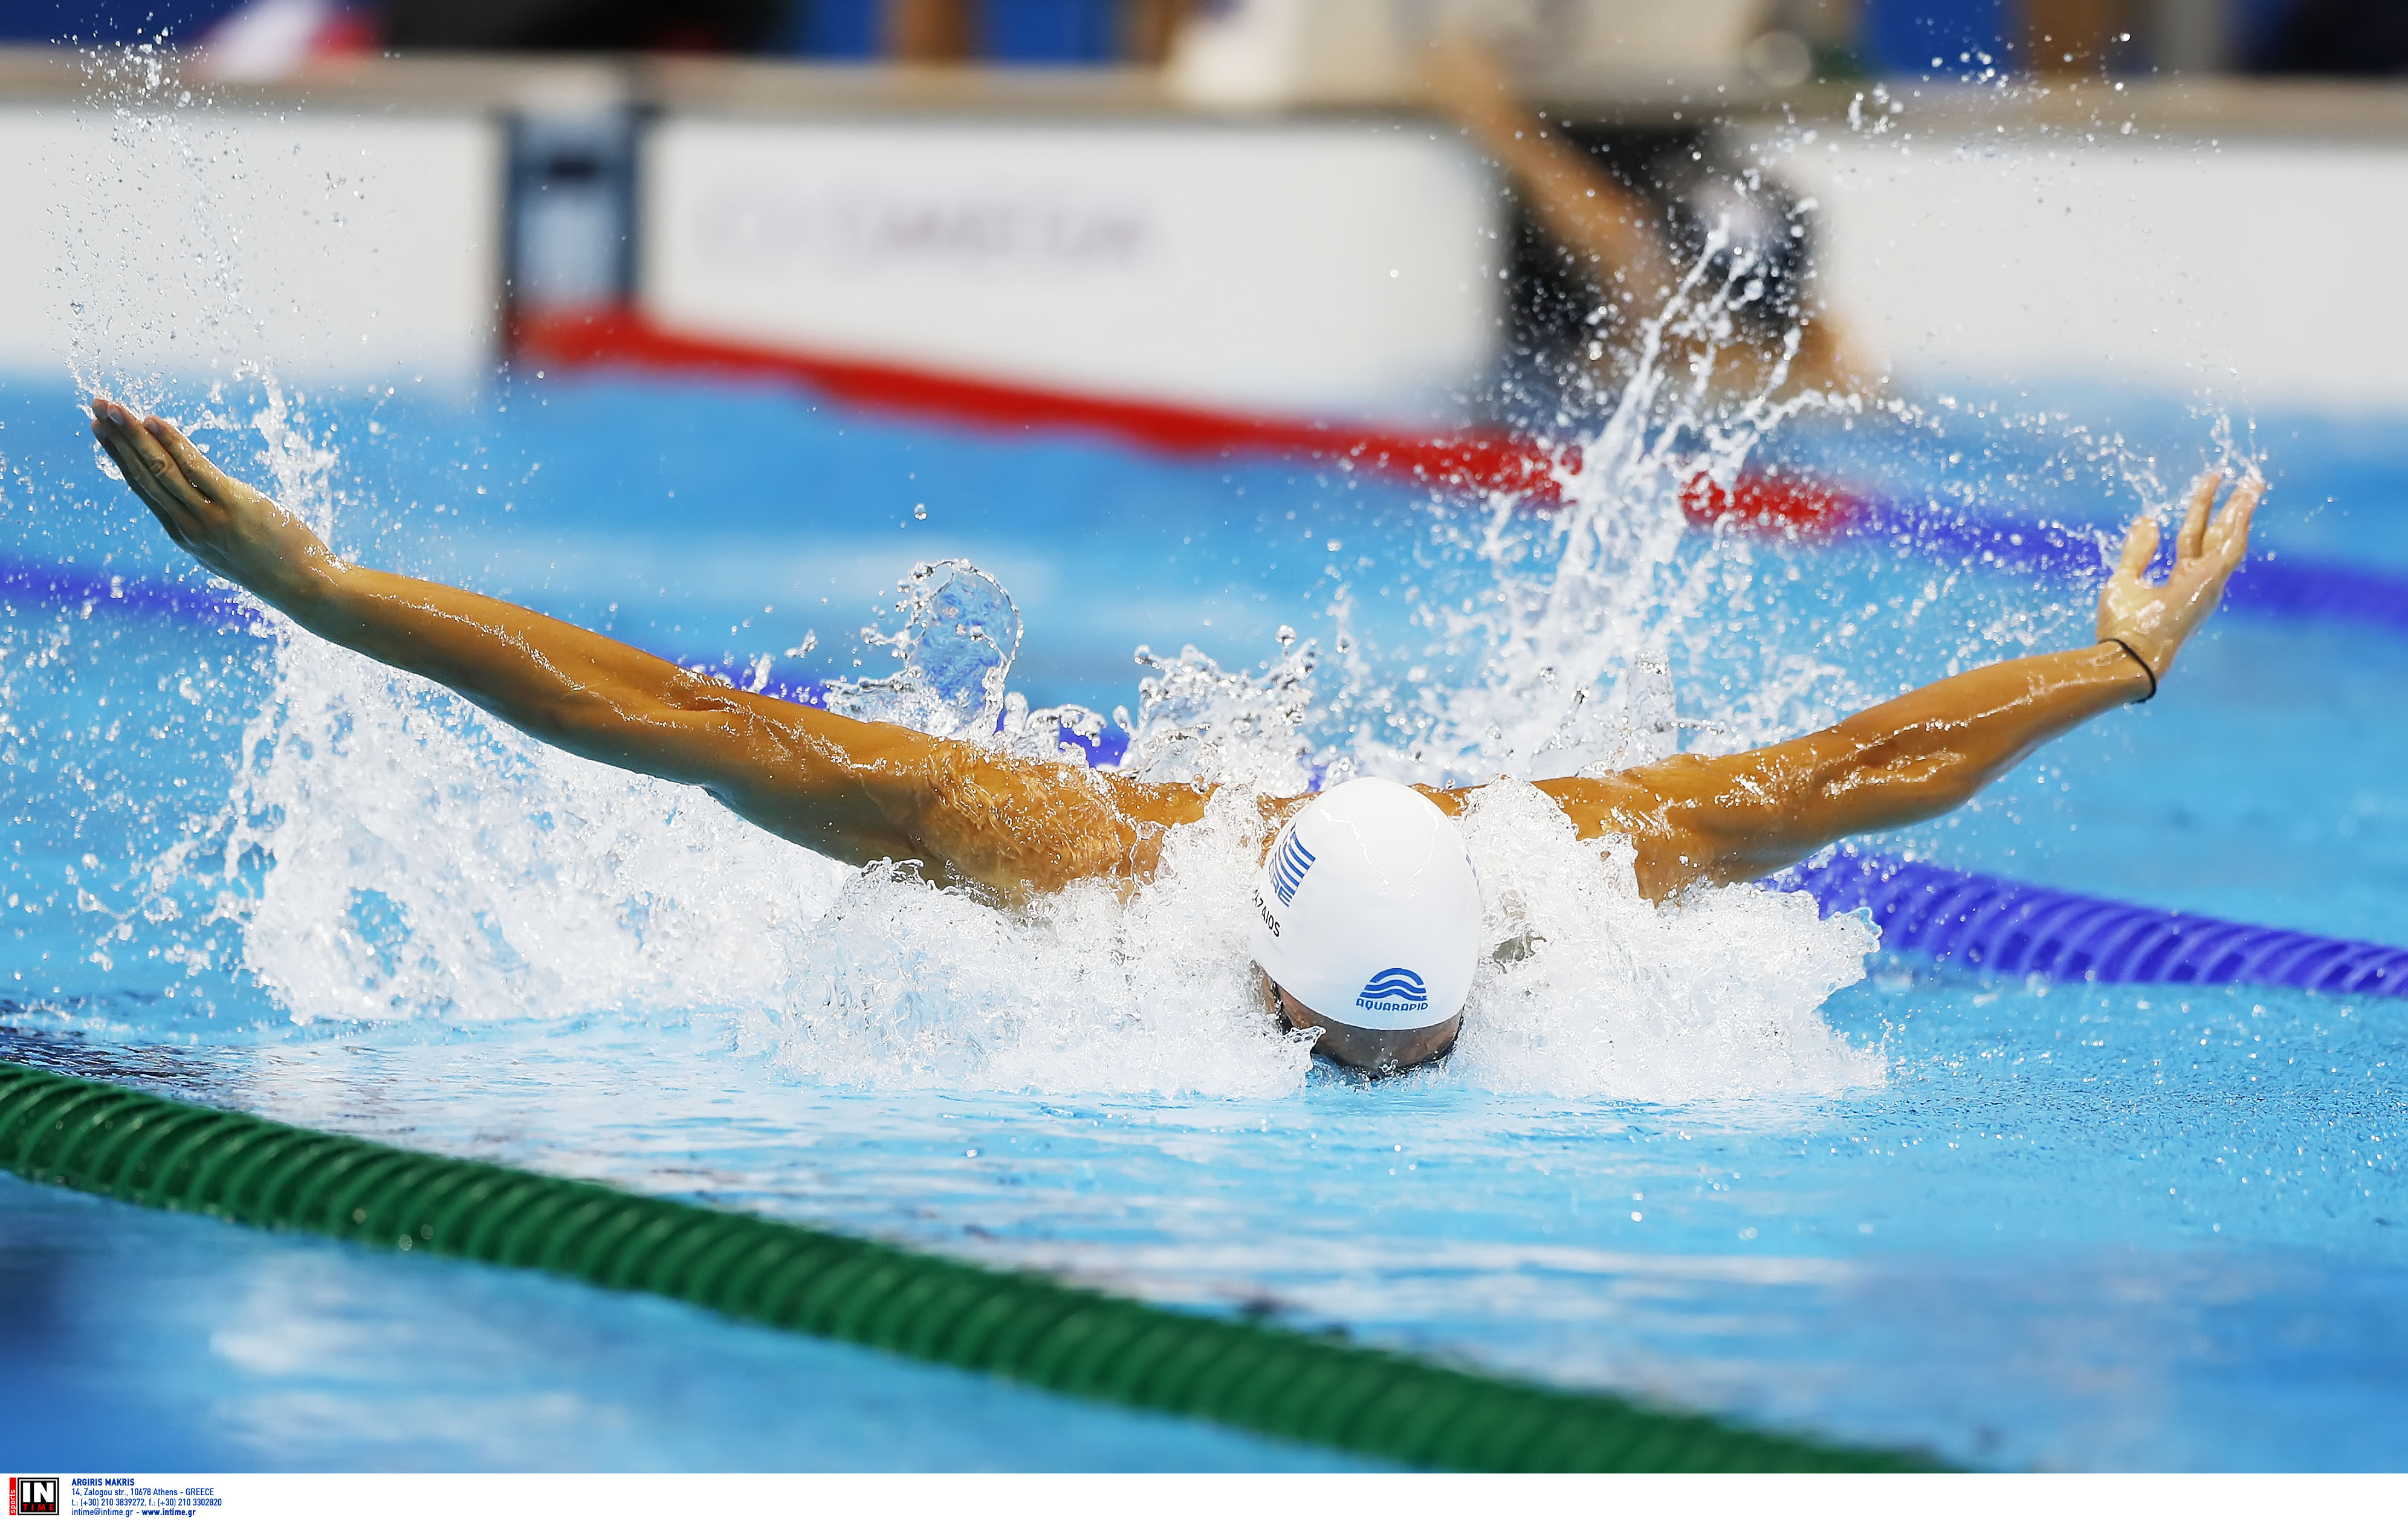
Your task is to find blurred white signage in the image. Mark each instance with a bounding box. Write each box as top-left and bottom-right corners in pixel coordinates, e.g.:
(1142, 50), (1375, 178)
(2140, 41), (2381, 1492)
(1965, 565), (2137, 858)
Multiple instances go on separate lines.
(697, 179), (1157, 280)
(643, 118), (1500, 421)
(1769, 129), (2408, 412)
(1168, 0), (1768, 108)
(0, 108), (499, 384)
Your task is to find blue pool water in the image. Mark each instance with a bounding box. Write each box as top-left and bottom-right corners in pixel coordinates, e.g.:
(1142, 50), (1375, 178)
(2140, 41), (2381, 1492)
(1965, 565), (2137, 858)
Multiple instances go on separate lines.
(0, 1171), (1366, 1471)
(2, 370), (2404, 1471)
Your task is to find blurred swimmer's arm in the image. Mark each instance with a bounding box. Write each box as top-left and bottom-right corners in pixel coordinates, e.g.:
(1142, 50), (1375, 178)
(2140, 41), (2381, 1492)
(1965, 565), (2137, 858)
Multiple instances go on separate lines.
(1529, 470), (2263, 897)
(1423, 37), (1678, 312)
(1422, 37), (1874, 392)
(87, 398), (1104, 881)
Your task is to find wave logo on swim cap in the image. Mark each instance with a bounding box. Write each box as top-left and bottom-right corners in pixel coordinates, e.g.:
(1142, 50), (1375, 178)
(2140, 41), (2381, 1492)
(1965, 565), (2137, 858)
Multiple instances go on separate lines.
(1271, 827), (1316, 907)
(1356, 968), (1429, 1014)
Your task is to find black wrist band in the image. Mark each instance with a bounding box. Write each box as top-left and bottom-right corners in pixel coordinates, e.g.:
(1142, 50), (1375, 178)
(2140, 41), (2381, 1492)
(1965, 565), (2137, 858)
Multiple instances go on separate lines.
(2105, 638), (2158, 702)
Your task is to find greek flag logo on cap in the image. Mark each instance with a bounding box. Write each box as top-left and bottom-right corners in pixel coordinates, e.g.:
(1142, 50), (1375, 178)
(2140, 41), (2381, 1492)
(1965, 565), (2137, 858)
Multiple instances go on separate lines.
(1356, 967), (1429, 1014)
(1272, 828), (1316, 906)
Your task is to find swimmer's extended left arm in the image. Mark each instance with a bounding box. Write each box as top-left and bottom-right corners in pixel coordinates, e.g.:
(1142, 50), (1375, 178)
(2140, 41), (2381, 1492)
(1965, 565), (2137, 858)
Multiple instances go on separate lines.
(87, 397), (1179, 892)
(90, 399), (954, 862)
(1530, 470), (2262, 897)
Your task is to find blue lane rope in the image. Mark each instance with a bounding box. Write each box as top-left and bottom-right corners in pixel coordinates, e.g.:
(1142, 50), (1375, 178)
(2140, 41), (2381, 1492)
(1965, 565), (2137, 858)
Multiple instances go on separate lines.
(1782, 850), (2408, 1000)
(0, 554), (1136, 763)
(1, 553), (247, 623)
(0, 554), (835, 707)
(1849, 500), (2408, 636)
(10, 554), (2401, 997)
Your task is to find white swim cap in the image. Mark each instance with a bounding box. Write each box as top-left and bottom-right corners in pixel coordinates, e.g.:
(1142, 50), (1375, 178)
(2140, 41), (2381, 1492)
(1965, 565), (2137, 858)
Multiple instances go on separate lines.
(1248, 777), (1481, 1032)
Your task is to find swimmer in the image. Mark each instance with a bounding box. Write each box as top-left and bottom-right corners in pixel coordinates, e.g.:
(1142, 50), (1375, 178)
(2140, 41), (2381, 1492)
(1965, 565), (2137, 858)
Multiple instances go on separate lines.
(89, 396), (2261, 1073)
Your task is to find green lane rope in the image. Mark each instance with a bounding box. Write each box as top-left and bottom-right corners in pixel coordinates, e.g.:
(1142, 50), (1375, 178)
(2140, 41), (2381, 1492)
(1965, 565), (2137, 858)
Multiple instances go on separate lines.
(0, 1058), (1938, 1472)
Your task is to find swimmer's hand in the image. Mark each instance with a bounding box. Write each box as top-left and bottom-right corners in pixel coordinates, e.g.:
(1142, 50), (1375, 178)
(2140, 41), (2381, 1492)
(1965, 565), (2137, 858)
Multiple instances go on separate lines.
(2096, 467), (2264, 681)
(89, 396), (341, 613)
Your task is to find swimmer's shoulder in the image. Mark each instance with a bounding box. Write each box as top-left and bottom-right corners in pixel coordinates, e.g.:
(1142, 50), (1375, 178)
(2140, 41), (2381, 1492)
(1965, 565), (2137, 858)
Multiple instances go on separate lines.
(1527, 772), (1677, 839)
(1097, 772), (1219, 833)
(1397, 771), (1684, 848)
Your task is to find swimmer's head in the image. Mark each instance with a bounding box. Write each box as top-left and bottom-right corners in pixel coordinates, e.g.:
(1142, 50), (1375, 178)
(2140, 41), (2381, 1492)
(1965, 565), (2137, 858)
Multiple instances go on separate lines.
(1248, 777), (1481, 1075)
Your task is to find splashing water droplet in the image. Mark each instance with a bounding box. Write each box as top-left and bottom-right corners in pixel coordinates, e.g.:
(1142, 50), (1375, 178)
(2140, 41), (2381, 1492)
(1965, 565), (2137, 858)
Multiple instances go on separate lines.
(822, 560), (1023, 742)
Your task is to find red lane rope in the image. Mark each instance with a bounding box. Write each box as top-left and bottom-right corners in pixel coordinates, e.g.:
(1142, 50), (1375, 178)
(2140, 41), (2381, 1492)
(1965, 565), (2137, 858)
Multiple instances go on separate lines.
(515, 307), (1876, 537)
(514, 306), (1573, 506)
(1678, 471), (1859, 535)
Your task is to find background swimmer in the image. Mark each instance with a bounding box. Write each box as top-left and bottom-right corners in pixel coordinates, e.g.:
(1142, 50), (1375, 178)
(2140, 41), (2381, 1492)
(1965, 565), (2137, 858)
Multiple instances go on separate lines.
(1423, 34), (1879, 399)
(88, 395), (2262, 1070)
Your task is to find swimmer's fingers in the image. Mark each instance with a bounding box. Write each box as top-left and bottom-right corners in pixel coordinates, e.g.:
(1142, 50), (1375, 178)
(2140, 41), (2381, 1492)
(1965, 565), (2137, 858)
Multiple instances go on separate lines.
(91, 399), (205, 541)
(2207, 468), (2265, 569)
(2113, 511), (2160, 586)
(91, 407), (167, 515)
(2177, 470), (2221, 563)
(103, 402), (210, 517)
(146, 415), (256, 516)
(95, 429), (192, 547)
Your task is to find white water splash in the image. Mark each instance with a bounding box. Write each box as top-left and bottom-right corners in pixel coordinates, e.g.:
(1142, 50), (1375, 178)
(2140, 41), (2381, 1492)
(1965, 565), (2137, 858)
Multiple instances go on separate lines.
(735, 789), (1314, 1096)
(823, 558), (1023, 740)
(1450, 782), (1881, 1100)
(1327, 223), (1868, 787)
(166, 641), (846, 1029)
